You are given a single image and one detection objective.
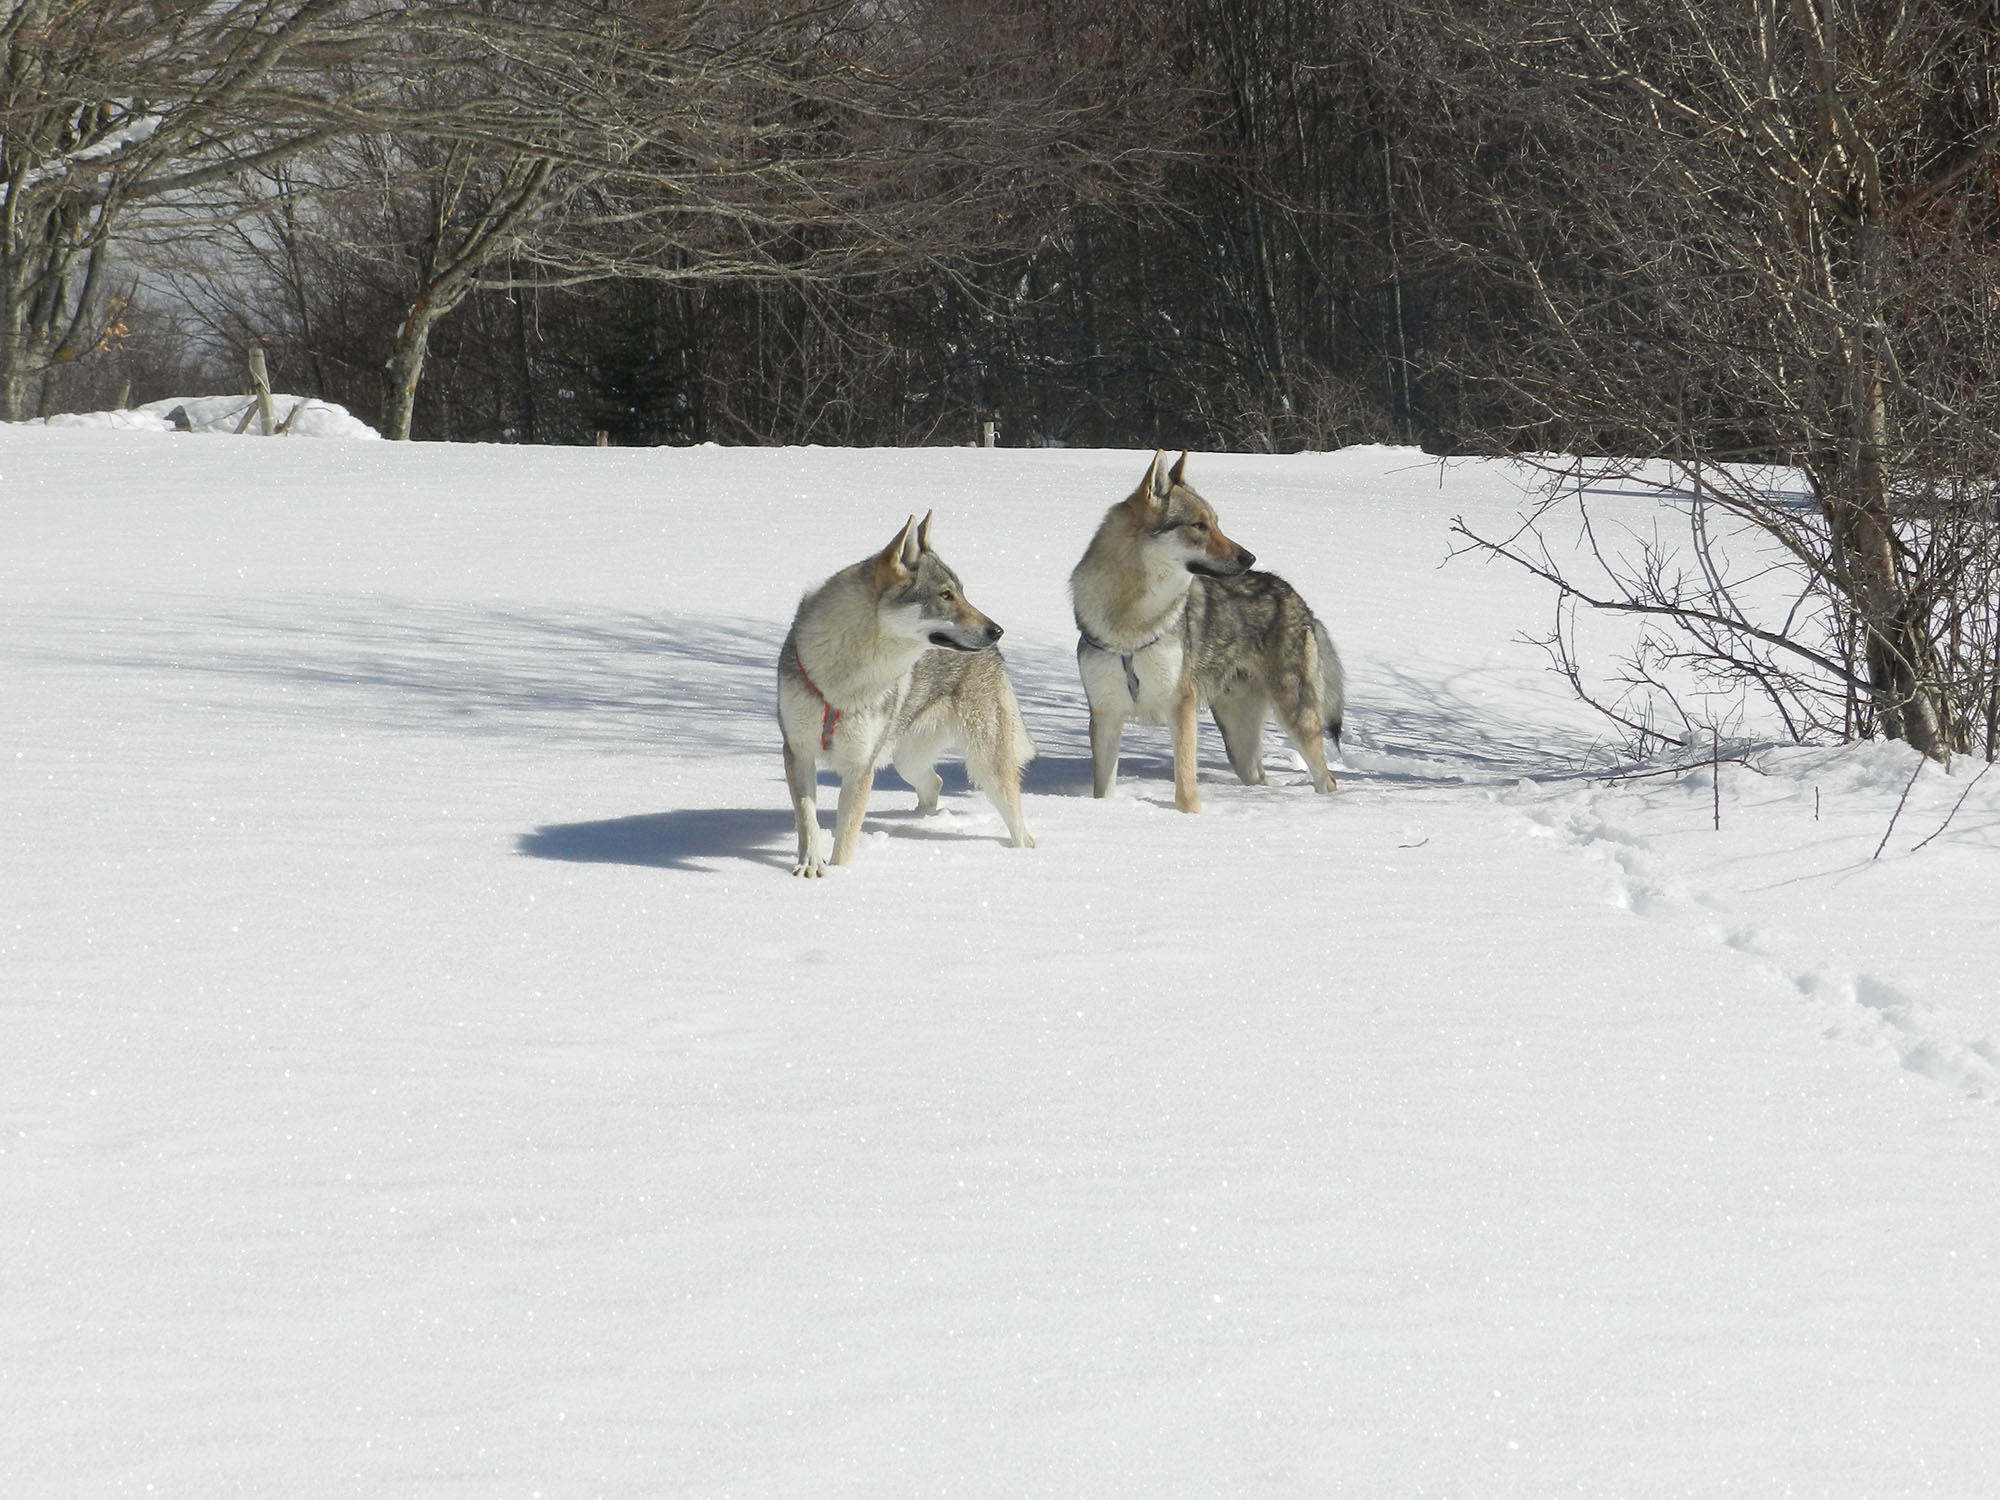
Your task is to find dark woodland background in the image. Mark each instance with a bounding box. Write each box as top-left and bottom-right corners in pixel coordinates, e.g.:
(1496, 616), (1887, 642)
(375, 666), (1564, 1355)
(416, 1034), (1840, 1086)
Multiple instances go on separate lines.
(15, 0), (1987, 457)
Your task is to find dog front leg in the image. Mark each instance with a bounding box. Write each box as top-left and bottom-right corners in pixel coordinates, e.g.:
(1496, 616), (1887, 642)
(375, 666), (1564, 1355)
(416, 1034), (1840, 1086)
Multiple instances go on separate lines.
(784, 738), (824, 877)
(1171, 683), (1203, 813)
(1088, 703), (1124, 798)
(828, 772), (875, 866)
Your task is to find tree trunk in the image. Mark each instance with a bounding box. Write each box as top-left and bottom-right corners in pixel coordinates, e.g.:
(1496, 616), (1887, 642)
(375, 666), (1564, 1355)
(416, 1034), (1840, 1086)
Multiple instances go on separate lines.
(1820, 182), (1957, 759)
(1815, 364), (1955, 760)
(383, 296), (448, 441)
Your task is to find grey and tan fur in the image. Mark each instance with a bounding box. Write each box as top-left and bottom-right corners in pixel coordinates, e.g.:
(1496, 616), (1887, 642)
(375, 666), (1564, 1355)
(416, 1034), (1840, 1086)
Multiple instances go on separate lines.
(778, 512), (1036, 876)
(1069, 451), (1344, 813)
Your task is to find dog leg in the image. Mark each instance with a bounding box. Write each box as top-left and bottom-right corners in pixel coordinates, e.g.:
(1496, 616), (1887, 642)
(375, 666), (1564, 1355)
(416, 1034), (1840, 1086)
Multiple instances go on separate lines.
(1273, 688), (1338, 794)
(993, 784), (1037, 848)
(1088, 703), (1125, 798)
(828, 772), (875, 866)
(964, 745), (1037, 849)
(1171, 683), (1203, 813)
(1294, 724), (1338, 793)
(1211, 690), (1268, 786)
(783, 738), (824, 876)
(892, 736), (946, 814)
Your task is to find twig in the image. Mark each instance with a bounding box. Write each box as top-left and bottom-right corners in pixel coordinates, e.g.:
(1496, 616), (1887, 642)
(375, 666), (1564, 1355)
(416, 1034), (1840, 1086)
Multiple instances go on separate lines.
(1448, 517), (1864, 686)
(1592, 752), (1763, 784)
(1873, 755), (1927, 860)
(1712, 728), (1720, 831)
(1909, 759), (1996, 854)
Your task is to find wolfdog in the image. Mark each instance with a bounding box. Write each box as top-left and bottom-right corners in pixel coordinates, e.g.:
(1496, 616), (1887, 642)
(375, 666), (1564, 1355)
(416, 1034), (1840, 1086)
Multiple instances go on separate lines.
(778, 512), (1037, 876)
(1069, 451), (1344, 813)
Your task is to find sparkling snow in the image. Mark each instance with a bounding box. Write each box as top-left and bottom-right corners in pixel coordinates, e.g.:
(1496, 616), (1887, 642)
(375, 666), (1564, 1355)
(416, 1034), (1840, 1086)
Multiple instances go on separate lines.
(5, 428), (1997, 1496)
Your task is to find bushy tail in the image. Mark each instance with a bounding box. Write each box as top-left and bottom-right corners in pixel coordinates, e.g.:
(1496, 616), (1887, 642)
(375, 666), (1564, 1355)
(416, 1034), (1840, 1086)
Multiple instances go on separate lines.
(1313, 621), (1345, 748)
(1001, 665), (1037, 765)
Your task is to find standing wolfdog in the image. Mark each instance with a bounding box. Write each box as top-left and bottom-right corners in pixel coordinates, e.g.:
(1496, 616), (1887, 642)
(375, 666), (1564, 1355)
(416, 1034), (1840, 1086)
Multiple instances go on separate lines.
(1069, 451), (1344, 813)
(778, 512), (1037, 876)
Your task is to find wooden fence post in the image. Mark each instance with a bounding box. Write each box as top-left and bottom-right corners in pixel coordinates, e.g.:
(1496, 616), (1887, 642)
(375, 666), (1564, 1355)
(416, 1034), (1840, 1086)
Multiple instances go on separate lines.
(245, 346), (276, 436)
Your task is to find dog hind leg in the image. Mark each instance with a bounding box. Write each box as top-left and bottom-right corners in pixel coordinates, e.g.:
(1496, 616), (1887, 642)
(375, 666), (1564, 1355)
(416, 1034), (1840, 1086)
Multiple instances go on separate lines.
(1211, 689), (1269, 786)
(962, 741), (1037, 849)
(892, 732), (948, 814)
(1271, 674), (1337, 794)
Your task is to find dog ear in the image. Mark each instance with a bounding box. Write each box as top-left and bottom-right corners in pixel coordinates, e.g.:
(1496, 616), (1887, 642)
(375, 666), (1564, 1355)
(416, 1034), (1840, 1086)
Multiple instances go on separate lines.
(1169, 451), (1189, 487)
(914, 510), (934, 557)
(872, 515), (919, 587)
(1130, 450), (1169, 516)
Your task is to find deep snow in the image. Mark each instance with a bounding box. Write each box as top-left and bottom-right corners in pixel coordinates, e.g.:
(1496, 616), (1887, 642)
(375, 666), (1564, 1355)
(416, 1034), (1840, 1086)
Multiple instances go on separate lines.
(5, 426), (1998, 1497)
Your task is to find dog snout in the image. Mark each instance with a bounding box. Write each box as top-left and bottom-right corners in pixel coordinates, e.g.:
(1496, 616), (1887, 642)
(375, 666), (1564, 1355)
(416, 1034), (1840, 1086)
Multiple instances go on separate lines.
(987, 621), (1004, 643)
(1236, 546), (1256, 568)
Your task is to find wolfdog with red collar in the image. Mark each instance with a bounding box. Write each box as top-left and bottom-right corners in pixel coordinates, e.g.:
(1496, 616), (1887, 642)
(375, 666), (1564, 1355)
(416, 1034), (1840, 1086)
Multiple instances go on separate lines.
(778, 513), (1036, 875)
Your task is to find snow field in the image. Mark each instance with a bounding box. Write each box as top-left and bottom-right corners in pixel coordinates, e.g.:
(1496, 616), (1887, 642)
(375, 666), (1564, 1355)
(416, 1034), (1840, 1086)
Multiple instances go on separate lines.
(5, 430), (1998, 1496)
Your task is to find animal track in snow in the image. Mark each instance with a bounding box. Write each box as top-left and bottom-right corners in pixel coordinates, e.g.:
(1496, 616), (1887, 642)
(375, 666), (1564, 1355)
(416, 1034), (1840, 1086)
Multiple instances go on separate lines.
(1794, 970), (2000, 1103)
(1512, 783), (2000, 1106)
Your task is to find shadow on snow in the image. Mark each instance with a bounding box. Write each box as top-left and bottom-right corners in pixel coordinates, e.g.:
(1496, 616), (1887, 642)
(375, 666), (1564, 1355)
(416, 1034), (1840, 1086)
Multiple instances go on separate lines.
(517, 808), (798, 872)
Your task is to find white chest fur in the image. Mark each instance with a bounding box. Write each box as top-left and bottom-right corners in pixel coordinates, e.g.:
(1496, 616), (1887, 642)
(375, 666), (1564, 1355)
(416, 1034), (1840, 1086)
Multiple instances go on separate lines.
(1080, 633), (1185, 723)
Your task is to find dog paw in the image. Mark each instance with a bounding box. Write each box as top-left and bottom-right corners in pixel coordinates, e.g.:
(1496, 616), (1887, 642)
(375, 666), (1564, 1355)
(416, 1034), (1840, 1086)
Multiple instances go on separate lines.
(790, 861), (825, 878)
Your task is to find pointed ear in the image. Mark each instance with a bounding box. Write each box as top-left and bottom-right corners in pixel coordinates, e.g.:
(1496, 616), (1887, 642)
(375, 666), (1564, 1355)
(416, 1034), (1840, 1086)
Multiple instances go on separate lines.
(913, 509), (934, 559)
(1169, 452), (1188, 486)
(1129, 450), (1168, 516)
(872, 515), (919, 588)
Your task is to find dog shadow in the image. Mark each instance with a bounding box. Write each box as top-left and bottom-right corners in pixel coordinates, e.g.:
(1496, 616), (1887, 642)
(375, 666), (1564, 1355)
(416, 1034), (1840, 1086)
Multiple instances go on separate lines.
(518, 808), (797, 871)
(518, 769), (1088, 870)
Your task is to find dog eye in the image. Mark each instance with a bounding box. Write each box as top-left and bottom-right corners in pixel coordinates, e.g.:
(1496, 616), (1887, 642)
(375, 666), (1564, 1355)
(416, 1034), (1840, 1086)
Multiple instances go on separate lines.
(939, 588), (955, 602)
(1190, 522), (1209, 535)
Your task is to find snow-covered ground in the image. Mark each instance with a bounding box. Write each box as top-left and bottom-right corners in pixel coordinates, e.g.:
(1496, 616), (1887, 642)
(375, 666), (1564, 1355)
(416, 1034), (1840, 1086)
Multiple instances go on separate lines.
(5, 427), (1997, 1497)
(30, 392), (379, 439)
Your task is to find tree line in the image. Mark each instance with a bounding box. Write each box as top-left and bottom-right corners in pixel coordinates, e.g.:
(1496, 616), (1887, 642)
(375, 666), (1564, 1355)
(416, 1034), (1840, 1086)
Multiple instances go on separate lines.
(9, 0), (2000, 759)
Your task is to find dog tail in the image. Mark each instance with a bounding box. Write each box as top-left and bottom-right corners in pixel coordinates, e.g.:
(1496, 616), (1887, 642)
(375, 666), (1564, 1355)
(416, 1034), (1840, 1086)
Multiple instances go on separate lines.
(1314, 620), (1345, 748)
(1010, 683), (1039, 767)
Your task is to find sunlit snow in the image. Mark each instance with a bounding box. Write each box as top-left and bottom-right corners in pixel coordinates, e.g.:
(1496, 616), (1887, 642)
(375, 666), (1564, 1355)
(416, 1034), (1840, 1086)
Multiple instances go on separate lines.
(6, 423), (1997, 1496)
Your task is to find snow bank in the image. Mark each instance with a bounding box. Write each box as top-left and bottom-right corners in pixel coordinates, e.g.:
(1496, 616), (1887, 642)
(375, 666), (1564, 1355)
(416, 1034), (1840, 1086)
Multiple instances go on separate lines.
(27, 392), (380, 439)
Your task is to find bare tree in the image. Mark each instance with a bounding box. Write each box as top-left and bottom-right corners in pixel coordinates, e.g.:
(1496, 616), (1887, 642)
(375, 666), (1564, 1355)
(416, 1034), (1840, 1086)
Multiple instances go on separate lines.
(203, 0), (1186, 439)
(0, 1), (434, 418)
(1430, 0), (2000, 760)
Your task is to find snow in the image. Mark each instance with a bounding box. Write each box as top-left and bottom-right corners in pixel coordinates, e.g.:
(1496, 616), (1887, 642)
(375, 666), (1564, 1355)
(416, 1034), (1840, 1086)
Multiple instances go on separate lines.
(5, 428), (1998, 1496)
(2, 107), (166, 201)
(33, 394), (379, 439)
